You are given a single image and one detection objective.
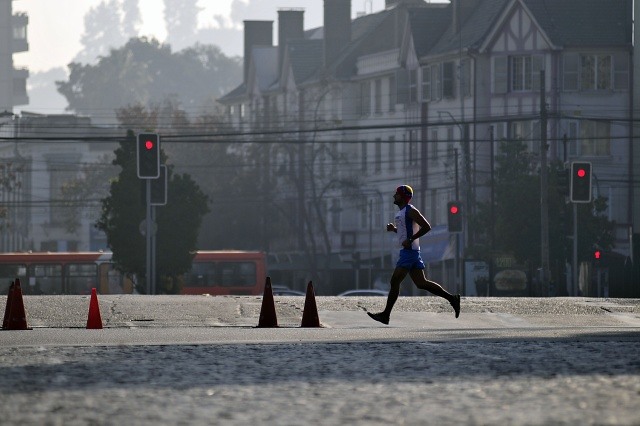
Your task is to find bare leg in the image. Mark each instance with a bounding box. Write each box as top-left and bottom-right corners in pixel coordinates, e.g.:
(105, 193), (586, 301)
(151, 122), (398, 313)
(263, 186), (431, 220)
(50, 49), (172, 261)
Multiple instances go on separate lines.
(381, 267), (408, 317)
(409, 269), (454, 302)
(410, 269), (460, 317)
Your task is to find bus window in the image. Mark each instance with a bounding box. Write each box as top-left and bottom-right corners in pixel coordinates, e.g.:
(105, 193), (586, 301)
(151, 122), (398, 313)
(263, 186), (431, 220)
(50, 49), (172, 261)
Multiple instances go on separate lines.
(184, 262), (216, 288)
(29, 264), (63, 294)
(66, 263), (98, 295)
(0, 264), (26, 294)
(220, 262), (256, 287)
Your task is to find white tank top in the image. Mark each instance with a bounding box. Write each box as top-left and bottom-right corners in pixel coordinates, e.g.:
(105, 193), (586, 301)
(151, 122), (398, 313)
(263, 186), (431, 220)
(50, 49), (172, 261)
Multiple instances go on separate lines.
(395, 204), (420, 250)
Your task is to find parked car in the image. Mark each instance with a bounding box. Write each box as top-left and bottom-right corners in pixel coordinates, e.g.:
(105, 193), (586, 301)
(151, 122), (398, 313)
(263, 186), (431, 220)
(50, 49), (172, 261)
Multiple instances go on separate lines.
(337, 289), (388, 297)
(272, 285), (306, 296)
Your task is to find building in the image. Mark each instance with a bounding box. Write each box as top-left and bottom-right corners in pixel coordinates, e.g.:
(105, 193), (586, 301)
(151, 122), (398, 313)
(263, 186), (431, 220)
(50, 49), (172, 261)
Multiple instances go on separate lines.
(0, 0), (29, 112)
(220, 0), (633, 295)
(0, 113), (119, 252)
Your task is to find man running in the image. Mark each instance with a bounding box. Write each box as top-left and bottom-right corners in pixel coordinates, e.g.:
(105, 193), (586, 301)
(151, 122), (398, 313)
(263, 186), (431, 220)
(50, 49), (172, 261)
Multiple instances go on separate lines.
(368, 185), (461, 324)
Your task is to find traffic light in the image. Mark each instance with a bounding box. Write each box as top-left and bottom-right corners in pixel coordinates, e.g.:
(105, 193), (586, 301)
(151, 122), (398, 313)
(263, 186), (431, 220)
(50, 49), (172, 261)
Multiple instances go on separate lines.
(447, 201), (462, 233)
(570, 161), (592, 203)
(594, 250), (601, 260)
(137, 133), (160, 179)
(150, 165), (167, 206)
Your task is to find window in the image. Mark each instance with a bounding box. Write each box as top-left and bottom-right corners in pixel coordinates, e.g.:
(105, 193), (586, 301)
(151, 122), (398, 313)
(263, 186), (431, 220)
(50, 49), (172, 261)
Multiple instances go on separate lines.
(421, 64), (444, 101)
(408, 130), (418, 166)
(580, 120), (610, 156)
(389, 75), (397, 110)
(557, 122), (578, 159)
(442, 62), (456, 98)
(388, 136), (396, 171)
(447, 127), (455, 159)
(49, 162), (78, 226)
(563, 52), (629, 91)
(613, 53), (629, 90)
(421, 66), (431, 102)
(510, 120), (541, 154)
(408, 69), (418, 103)
(430, 129), (438, 163)
(361, 81), (371, 116)
(374, 138), (382, 172)
(431, 65), (442, 100)
(582, 55), (611, 90)
(497, 55), (544, 92)
(374, 79), (382, 113)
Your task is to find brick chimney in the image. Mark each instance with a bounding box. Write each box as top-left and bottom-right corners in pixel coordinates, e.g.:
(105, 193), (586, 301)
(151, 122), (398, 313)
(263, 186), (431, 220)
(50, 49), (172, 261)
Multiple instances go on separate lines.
(323, 0), (351, 68)
(243, 20), (273, 84)
(278, 9), (305, 76)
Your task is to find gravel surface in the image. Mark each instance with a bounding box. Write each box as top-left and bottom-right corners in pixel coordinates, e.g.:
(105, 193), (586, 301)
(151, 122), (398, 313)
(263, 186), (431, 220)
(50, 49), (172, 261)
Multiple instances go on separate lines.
(1, 339), (639, 425)
(0, 296), (638, 425)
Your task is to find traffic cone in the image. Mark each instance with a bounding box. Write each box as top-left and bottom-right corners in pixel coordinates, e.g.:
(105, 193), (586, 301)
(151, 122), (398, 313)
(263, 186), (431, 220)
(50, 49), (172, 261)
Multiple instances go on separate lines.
(257, 276), (278, 328)
(86, 287), (103, 329)
(2, 281), (15, 329)
(301, 281), (321, 328)
(4, 278), (31, 330)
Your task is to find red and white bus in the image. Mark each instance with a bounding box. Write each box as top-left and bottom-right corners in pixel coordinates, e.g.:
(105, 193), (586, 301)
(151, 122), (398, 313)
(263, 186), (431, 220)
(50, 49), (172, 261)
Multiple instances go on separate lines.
(0, 251), (266, 296)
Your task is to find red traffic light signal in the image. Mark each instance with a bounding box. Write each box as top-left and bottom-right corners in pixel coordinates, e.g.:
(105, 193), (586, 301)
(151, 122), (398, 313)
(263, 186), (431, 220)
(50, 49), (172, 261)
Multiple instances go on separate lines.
(137, 133), (160, 179)
(570, 161), (592, 203)
(594, 250), (601, 260)
(447, 201), (462, 233)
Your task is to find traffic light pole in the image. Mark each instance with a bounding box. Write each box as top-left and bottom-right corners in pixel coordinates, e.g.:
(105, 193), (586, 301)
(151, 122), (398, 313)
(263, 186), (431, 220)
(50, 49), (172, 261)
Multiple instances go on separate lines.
(146, 179), (152, 295)
(573, 203), (578, 296)
(539, 70), (550, 296)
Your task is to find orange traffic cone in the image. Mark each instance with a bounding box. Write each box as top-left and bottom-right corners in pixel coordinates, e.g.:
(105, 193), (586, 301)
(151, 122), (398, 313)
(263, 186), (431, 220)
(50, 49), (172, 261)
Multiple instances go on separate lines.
(4, 279), (31, 330)
(86, 287), (103, 329)
(301, 281), (321, 328)
(2, 281), (15, 329)
(257, 277), (278, 328)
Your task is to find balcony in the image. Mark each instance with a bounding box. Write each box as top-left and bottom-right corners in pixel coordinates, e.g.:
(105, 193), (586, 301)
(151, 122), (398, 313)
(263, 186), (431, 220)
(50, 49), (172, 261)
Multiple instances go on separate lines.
(12, 13), (29, 53)
(12, 67), (29, 106)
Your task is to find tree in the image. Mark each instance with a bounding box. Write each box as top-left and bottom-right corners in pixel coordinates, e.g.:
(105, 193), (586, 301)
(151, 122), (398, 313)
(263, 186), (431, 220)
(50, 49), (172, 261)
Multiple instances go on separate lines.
(75, 0), (127, 65)
(164, 0), (201, 50)
(96, 130), (209, 294)
(57, 38), (242, 123)
(59, 154), (119, 234)
(470, 139), (615, 284)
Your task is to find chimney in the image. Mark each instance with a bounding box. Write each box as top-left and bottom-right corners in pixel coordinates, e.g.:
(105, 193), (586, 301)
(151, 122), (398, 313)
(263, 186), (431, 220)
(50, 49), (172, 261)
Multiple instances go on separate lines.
(278, 9), (305, 76)
(323, 0), (352, 68)
(243, 20), (273, 84)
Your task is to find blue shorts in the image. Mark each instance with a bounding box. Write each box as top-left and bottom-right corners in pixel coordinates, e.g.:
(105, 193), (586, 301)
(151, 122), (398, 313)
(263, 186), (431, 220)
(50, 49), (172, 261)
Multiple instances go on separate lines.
(396, 249), (425, 270)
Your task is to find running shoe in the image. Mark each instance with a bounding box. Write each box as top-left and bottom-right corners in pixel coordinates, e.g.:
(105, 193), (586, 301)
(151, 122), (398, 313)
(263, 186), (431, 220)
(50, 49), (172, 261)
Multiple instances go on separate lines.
(367, 311), (389, 325)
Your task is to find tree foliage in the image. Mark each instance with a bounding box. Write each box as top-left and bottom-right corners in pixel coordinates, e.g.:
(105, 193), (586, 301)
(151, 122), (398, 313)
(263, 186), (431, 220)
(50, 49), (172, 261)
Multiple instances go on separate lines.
(56, 37), (241, 120)
(96, 130), (209, 294)
(470, 139), (615, 272)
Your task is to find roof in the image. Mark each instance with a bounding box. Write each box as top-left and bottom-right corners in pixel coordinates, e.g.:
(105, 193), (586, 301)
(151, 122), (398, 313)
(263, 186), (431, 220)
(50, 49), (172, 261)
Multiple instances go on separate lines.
(430, 0), (631, 56)
(219, 0), (632, 102)
(523, 0), (631, 47)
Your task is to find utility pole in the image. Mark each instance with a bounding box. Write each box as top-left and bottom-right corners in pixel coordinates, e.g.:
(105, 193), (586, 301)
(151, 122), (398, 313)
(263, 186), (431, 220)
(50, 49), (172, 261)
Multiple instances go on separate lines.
(540, 70), (550, 295)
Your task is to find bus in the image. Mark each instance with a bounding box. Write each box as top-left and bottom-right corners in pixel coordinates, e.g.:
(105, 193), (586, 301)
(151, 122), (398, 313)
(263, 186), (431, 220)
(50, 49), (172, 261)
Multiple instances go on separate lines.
(0, 251), (266, 296)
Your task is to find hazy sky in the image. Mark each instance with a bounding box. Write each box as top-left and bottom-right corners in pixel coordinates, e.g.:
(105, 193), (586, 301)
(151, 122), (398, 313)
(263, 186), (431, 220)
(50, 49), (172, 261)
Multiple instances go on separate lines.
(13, 0), (387, 73)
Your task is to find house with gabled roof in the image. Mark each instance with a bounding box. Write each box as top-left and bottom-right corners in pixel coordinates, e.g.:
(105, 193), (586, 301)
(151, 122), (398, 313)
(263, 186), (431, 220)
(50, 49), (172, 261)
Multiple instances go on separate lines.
(219, 0), (633, 296)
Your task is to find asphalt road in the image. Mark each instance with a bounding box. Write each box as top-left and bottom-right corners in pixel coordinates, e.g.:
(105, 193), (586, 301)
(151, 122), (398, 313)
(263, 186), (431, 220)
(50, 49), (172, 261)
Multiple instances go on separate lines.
(0, 295), (639, 425)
